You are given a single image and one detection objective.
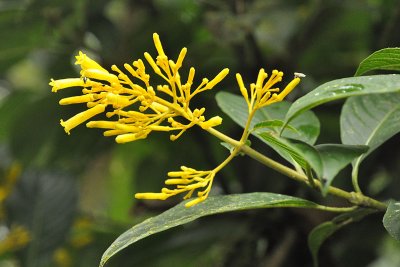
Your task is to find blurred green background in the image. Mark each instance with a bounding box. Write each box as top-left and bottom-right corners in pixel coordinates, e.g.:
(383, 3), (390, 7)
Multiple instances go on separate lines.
(1, 0), (400, 266)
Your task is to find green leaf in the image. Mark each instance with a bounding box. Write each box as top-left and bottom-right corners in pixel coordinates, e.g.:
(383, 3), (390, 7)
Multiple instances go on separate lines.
(383, 200), (400, 241)
(284, 75), (400, 125)
(308, 221), (337, 267)
(355, 48), (400, 76)
(216, 92), (322, 174)
(308, 208), (376, 267)
(315, 144), (369, 195)
(257, 132), (323, 178)
(216, 91), (320, 145)
(100, 192), (318, 267)
(253, 119), (299, 134)
(290, 140), (323, 179)
(340, 93), (400, 182)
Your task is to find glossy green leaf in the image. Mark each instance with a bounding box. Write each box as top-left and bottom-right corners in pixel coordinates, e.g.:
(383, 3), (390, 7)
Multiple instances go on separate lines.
(315, 144), (369, 195)
(290, 140), (323, 179)
(284, 75), (400, 125)
(100, 193), (318, 267)
(308, 208), (376, 267)
(383, 200), (400, 241)
(340, 93), (400, 182)
(216, 91), (320, 145)
(355, 48), (400, 76)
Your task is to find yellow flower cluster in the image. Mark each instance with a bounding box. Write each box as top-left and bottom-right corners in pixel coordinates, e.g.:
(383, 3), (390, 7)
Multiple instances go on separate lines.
(50, 33), (302, 207)
(135, 69), (302, 207)
(236, 69), (302, 113)
(136, 166), (216, 207)
(50, 33), (228, 143)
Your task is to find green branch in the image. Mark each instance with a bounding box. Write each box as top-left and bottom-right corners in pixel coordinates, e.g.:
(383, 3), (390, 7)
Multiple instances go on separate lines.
(205, 127), (387, 211)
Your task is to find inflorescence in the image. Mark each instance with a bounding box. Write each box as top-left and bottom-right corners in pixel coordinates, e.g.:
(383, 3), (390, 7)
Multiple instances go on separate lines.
(50, 33), (301, 207)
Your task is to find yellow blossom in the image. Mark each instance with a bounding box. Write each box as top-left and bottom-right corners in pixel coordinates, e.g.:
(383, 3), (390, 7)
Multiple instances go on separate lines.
(50, 78), (85, 92)
(135, 166), (216, 207)
(60, 104), (107, 134)
(75, 51), (108, 73)
(50, 33), (226, 142)
(50, 32), (301, 207)
(236, 69), (302, 113)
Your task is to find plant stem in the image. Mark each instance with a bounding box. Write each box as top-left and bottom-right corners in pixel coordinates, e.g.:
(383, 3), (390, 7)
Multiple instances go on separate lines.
(205, 127), (387, 211)
(351, 165), (363, 193)
(314, 205), (358, 213)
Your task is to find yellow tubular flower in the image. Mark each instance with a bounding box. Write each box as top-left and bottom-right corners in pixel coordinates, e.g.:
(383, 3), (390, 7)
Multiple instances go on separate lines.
(135, 192), (169, 200)
(75, 51), (108, 73)
(115, 130), (150, 143)
(135, 166), (216, 207)
(275, 77), (301, 101)
(144, 52), (162, 75)
(59, 94), (98, 105)
(152, 33), (166, 57)
(60, 104), (106, 134)
(175, 48), (187, 71)
(82, 69), (119, 84)
(86, 121), (118, 129)
(205, 68), (230, 90)
(235, 73), (249, 103)
(199, 116), (222, 129)
(51, 33), (302, 207)
(50, 78), (85, 92)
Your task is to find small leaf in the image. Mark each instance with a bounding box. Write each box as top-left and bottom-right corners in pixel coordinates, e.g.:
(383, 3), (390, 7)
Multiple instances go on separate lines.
(308, 221), (337, 267)
(308, 208), (376, 267)
(253, 119), (298, 134)
(216, 92), (320, 145)
(284, 75), (400, 125)
(100, 192), (318, 266)
(256, 132), (323, 179)
(341, 93), (400, 182)
(220, 140), (251, 155)
(383, 200), (400, 241)
(315, 144), (369, 195)
(355, 48), (400, 76)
